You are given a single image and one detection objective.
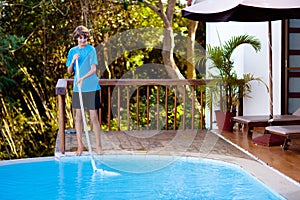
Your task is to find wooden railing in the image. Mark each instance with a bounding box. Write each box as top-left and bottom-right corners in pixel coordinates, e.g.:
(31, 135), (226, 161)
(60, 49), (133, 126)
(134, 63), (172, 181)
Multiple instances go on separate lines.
(55, 79), (210, 154)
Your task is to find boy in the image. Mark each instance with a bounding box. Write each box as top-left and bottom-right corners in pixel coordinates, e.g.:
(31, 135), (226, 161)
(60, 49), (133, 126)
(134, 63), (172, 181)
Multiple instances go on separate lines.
(66, 25), (102, 155)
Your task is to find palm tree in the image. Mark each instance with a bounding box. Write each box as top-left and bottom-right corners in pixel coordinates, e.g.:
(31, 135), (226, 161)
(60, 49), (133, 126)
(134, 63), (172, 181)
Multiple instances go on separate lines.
(207, 34), (268, 113)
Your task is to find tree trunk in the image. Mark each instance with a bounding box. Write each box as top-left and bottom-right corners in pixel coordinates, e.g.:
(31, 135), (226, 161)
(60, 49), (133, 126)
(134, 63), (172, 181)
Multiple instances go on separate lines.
(145, 0), (184, 80)
(186, 20), (198, 79)
(162, 27), (185, 79)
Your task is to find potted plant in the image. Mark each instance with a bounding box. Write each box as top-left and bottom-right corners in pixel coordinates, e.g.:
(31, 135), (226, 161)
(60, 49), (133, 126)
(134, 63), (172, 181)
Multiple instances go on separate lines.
(206, 34), (268, 131)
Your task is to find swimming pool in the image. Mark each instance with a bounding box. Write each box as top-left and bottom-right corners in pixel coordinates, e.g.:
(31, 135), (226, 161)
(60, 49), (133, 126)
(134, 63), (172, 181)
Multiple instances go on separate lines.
(0, 155), (284, 200)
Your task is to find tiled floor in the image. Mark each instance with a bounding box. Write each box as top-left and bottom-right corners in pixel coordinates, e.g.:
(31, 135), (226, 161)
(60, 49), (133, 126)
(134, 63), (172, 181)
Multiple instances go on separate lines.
(61, 130), (252, 159)
(219, 127), (300, 183)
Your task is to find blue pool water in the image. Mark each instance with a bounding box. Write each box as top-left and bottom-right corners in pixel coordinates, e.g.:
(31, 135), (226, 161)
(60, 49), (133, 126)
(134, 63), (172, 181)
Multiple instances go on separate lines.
(0, 155), (283, 200)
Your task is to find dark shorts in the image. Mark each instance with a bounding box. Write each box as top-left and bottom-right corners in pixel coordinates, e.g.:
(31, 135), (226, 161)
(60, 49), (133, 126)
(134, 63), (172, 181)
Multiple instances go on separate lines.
(72, 90), (101, 110)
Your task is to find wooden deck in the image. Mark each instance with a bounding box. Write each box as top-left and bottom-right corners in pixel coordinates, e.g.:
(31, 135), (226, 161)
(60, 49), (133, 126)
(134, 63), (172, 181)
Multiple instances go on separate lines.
(220, 127), (300, 183)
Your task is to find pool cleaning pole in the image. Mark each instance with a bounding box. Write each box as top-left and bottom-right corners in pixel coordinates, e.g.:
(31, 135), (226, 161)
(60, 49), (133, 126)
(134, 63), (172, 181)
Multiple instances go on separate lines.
(75, 59), (97, 172)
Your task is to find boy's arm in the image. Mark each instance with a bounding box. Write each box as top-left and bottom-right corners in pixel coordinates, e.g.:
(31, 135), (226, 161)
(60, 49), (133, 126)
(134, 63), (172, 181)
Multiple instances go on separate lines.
(67, 54), (79, 75)
(67, 62), (74, 74)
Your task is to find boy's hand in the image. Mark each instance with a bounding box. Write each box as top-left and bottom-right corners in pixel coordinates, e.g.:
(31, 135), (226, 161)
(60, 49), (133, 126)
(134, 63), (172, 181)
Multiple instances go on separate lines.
(72, 54), (79, 64)
(77, 78), (83, 89)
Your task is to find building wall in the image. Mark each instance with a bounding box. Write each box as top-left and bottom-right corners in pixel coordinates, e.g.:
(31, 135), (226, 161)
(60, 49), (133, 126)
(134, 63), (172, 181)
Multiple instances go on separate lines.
(205, 21), (281, 127)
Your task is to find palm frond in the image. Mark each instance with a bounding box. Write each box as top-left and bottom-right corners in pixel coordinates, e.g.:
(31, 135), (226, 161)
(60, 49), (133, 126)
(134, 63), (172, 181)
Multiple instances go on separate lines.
(223, 34), (261, 61)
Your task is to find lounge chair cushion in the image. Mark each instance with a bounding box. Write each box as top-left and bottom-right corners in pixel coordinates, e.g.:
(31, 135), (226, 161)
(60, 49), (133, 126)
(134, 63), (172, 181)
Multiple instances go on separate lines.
(268, 115), (300, 124)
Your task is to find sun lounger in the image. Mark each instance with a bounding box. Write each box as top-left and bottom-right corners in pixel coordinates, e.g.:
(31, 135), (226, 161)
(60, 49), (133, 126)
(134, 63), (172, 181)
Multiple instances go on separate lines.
(268, 115), (300, 125)
(265, 125), (300, 150)
(232, 107), (300, 137)
(232, 115), (270, 137)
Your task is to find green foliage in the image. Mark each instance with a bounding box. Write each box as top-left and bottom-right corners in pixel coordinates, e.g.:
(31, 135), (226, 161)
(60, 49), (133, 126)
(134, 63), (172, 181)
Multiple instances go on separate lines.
(0, 0), (206, 159)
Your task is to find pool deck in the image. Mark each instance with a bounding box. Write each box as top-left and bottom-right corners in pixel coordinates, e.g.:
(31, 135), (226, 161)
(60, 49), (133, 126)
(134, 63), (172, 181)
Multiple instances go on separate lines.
(58, 129), (300, 200)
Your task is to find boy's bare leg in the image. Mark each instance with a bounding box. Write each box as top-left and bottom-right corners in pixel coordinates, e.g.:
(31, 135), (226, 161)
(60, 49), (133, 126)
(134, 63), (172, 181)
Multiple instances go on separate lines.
(75, 109), (83, 156)
(90, 110), (103, 154)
